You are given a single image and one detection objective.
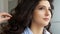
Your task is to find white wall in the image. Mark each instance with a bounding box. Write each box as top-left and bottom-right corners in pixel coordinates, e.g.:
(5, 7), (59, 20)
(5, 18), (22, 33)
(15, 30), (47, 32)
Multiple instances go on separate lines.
(0, 0), (18, 12)
(0, 0), (8, 12)
(8, 0), (18, 11)
(50, 0), (60, 34)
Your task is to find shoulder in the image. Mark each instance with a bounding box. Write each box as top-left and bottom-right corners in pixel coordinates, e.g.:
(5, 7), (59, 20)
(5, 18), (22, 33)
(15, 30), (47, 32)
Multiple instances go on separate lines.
(22, 27), (50, 34)
(22, 27), (33, 34)
(44, 29), (50, 34)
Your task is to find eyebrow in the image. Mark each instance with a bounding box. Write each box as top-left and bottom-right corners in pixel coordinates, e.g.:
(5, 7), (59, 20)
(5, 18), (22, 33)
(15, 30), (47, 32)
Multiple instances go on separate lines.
(38, 5), (51, 9)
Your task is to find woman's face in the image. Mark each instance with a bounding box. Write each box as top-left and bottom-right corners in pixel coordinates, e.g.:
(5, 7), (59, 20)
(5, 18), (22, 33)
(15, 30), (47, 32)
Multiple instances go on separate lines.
(32, 0), (51, 26)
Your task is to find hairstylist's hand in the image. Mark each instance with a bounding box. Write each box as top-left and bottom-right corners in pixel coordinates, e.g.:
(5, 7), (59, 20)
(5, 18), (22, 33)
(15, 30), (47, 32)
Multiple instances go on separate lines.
(0, 12), (12, 23)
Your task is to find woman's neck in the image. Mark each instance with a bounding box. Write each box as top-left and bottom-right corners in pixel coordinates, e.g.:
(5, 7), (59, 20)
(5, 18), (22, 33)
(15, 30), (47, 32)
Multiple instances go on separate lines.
(30, 21), (44, 34)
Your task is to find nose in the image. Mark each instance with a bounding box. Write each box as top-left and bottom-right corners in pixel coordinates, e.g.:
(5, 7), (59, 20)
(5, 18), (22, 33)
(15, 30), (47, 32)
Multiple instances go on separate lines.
(45, 9), (50, 16)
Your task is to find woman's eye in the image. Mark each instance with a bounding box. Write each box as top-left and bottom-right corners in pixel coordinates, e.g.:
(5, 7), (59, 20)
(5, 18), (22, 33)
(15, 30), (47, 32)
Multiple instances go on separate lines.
(39, 7), (45, 10)
(49, 9), (52, 11)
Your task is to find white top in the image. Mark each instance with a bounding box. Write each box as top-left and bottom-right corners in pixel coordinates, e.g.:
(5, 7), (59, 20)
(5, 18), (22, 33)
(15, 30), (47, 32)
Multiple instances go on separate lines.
(22, 27), (50, 34)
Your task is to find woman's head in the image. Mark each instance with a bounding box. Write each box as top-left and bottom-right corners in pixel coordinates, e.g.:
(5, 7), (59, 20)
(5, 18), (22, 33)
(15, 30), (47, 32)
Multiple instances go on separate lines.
(32, 0), (53, 27)
(3, 0), (54, 34)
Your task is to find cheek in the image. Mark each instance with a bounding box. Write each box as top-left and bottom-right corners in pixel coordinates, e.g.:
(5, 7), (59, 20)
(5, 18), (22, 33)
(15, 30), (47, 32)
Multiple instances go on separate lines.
(33, 11), (44, 23)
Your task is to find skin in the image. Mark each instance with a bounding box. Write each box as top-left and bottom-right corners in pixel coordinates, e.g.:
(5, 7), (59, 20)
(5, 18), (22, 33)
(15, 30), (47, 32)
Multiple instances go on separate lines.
(0, 12), (12, 23)
(30, 0), (51, 34)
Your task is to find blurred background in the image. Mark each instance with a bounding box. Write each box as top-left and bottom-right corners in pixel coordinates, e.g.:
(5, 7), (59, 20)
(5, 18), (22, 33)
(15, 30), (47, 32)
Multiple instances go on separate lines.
(0, 0), (60, 34)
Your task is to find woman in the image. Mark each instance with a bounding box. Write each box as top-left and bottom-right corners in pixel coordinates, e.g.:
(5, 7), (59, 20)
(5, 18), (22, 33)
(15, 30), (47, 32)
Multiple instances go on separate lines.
(0, 0), (54, 34)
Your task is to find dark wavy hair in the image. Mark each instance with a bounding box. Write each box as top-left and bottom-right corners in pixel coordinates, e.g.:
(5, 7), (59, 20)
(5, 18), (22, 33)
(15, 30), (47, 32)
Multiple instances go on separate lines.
(2, 0), (54, 34)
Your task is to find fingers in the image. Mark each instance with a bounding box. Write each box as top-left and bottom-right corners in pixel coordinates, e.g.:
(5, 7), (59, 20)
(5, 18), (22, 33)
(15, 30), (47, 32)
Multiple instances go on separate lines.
(0, 12), (12, 17)
(0, 12), (12, 23)
(0, 16), (11, 24)
(1, 16), (11, 20)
